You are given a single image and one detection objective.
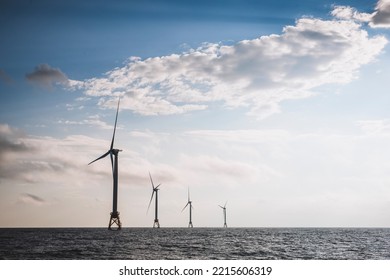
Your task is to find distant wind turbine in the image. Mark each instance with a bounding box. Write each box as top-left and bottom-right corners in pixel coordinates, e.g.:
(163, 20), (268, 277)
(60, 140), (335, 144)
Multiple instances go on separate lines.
(88, 99), (122, 230)
(147, 172), (161, 228)
(182, 188), (193, 228)
(219, 202), (227, 228)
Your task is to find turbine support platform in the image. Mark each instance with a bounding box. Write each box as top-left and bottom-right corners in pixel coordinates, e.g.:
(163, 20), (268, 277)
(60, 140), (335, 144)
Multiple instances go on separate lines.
(153, 219), (160, 228)
(188, 221), (193, 228)
(109, 211), (122, 230)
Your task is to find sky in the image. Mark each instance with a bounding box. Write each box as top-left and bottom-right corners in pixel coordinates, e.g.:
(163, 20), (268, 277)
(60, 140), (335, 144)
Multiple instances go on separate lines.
(2, 0), (390, 228)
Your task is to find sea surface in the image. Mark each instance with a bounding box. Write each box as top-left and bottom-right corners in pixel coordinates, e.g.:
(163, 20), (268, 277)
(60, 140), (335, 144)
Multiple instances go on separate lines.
(1, 228), (390, 260)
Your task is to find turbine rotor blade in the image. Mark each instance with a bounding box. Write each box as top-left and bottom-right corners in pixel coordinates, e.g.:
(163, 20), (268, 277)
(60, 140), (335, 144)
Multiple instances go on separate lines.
(149, 172), (155, 189)
(219, 205), (224, 209)
(181, 202), (189, 212)
(147, 191), (155, 213)
(224, 201), (228, 208)
(110, 98), (120, 150)
(88, 150), (110, 165)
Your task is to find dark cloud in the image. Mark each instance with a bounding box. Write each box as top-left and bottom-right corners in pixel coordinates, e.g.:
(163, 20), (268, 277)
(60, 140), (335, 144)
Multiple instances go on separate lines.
(0, 124), (29, 158)
(371, 0), (390, 27)
(0, 124), (85, 183)
(0, 124), (33, 181)
(26, 64), (69, 88)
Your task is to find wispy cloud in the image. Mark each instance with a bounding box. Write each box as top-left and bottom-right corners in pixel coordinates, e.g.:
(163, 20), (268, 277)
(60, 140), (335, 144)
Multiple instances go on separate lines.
(58, 115), (113, 130)
(70, 7), (387, 119)
(0, 124), (30, 160)
(356, 119), (390, 134)
(3, 122), (390, 226)
(26, 64), (69, 89)
(0, 124), (148, 186)
(18, 193), (46, 206)
(0, 124), (87, 183)
(181, 154), (257, 178)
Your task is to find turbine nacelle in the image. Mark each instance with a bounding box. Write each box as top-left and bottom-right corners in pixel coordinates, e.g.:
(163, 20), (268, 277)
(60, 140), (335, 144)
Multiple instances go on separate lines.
(219, 201), (227, 210)
(88, 149), (122, 165)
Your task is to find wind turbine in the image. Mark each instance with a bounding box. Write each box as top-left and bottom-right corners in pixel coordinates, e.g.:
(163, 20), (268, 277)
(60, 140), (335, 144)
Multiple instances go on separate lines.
(88, 99), (122, 230)
(219, 202), (227, 228)
(182, 188), (193, 228)
(147, 172), (161, 228)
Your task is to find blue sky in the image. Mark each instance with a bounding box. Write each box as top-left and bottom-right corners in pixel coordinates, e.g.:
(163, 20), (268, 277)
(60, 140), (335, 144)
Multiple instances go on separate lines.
(2, 0), (390, 227)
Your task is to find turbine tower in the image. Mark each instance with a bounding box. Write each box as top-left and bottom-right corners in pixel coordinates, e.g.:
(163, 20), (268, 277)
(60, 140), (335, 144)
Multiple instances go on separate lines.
(147, 172), (161, 228)
(182, 188), (193, 228)
(88, 99), (122, 230)
(219, 202), (227, 228)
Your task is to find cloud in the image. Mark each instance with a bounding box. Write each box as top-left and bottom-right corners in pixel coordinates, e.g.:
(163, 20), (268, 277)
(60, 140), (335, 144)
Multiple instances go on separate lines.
(331, 6), (372, 22)
(181, 154), (257, 178)
(0, 124), (151, 187)
(0, 124), (30, 160)
(18, 193), (46, 206)
(371, 0), (390, 28)
(332, 1), (390, 28)
(3, 124), (390, 226)
(185, 129), (290, 144)
(70, 10), (387, 119)
(0, 124), (86, 182)
(58, 115), (114, 130)
(356, 119), (390, 134)
(26, 64), (69, 88)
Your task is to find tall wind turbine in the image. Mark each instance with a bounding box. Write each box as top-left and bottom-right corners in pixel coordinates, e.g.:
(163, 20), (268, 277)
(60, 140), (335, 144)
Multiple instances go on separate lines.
(147, 172), (161, 228)
(182, 188), (193, 228)
(219, 202), (227, 228)
(88, 99), (122, 230)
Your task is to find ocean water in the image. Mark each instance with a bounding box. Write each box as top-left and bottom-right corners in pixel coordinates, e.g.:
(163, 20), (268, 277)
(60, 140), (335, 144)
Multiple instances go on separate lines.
(1, 228), (390, 260)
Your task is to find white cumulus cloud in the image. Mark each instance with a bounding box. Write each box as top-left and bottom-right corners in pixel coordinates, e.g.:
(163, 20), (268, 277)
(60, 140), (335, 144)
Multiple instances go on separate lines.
(70, 8), (387, 120)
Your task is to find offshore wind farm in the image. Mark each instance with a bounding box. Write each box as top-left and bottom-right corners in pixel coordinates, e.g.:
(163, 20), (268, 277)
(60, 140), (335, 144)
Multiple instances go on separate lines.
(83, 97), (230, 229)
(86, 99), (229, 229)
(3, 0), (390, 260)
(3, 0), (390, 229)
